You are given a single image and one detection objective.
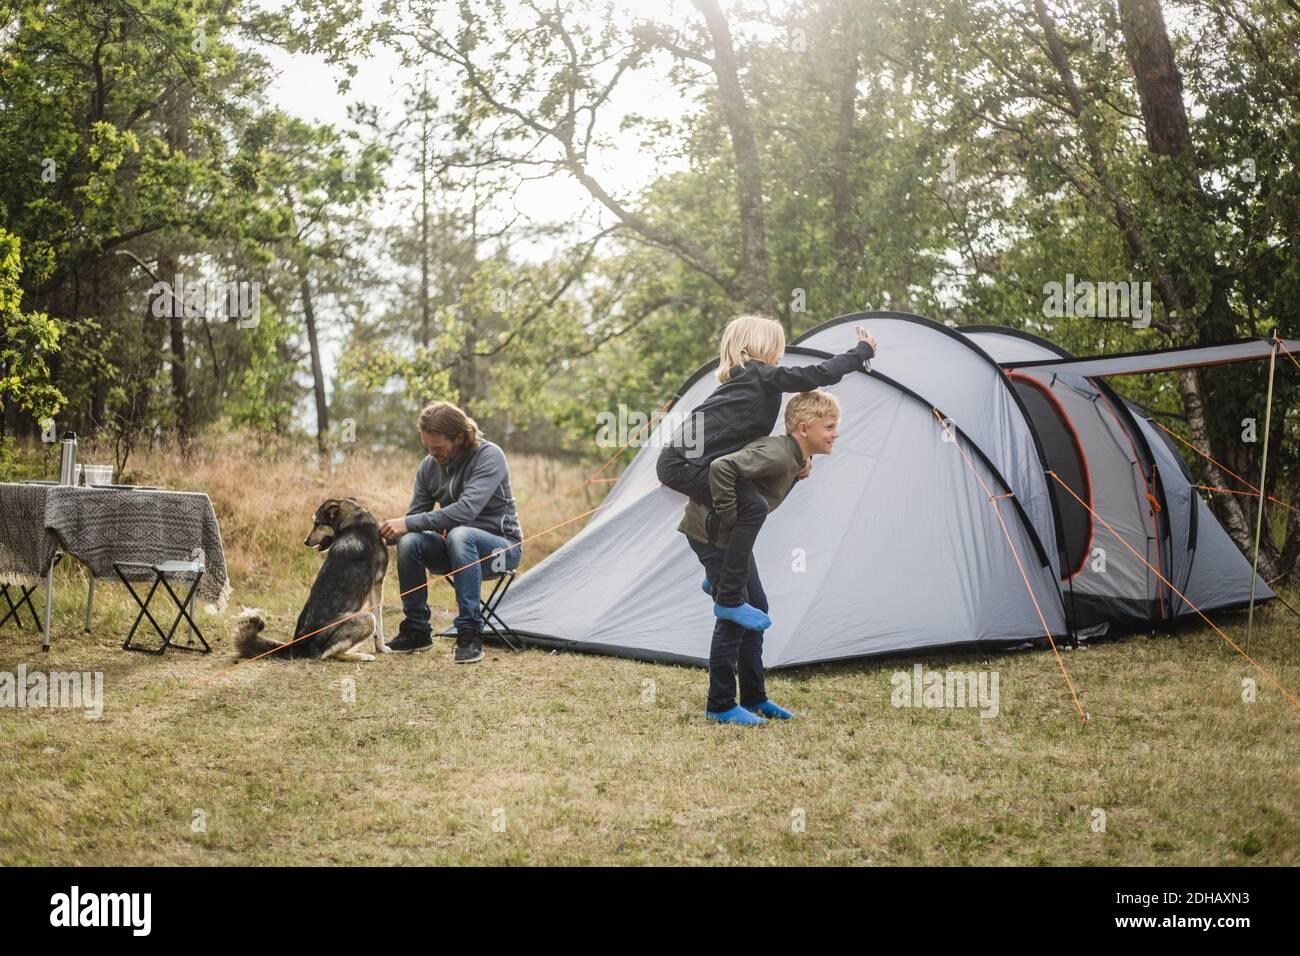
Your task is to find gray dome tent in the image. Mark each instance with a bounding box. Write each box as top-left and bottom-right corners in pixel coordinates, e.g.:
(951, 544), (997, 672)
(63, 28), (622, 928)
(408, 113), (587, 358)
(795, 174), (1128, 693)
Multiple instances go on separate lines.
(494, 311), (1277, 667)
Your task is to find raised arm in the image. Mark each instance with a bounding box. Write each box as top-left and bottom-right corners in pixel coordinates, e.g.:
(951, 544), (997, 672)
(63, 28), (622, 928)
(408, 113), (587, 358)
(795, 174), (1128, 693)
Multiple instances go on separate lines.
(758, 327), (876, 393)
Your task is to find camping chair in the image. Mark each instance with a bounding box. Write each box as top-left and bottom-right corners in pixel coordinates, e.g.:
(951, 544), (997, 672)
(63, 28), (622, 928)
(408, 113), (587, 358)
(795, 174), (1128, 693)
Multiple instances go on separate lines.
(0, 553), (62, 634)
(114, 558), (210, 655)
(439, 565), (524, 651)
(0, 581), (42, 631)
(480, 567), (523, 651)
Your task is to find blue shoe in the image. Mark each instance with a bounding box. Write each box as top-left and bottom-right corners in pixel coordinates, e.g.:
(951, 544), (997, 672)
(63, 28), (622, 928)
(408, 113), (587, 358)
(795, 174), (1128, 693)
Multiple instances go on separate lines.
(750, 700), (794, 720)
(705, 705), (767, 726)
(714, 602), (772, 631)
(701, 577), (713, 595)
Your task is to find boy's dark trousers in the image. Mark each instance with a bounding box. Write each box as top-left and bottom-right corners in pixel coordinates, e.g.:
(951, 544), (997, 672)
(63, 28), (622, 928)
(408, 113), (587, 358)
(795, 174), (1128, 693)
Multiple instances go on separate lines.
(658, 451), (770, 608)
(687, 537), (769, 714)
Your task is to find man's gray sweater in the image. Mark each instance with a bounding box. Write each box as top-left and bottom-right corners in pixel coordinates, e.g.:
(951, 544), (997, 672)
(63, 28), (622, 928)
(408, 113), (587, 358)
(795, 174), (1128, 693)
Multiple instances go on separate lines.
(405, 438), (523, 542)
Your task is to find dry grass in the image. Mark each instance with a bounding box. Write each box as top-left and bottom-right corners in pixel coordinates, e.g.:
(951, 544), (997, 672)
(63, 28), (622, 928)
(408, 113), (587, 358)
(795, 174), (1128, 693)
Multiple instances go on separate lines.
(1, 437), (1298, 865)
(130, 433), (607, 615)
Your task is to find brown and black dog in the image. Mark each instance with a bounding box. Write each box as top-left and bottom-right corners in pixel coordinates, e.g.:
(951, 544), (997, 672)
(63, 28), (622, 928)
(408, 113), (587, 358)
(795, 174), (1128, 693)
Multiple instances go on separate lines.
(236, 498), (389, 661)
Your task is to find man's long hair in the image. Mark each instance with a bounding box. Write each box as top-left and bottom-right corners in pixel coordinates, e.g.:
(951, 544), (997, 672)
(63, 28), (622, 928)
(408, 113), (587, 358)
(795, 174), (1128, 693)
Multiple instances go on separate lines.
(418, 401), (481, 451)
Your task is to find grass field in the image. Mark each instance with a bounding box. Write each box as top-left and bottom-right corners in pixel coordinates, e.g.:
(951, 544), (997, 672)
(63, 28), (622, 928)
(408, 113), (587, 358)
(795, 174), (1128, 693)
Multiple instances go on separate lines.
(1, 437), (1297, 865)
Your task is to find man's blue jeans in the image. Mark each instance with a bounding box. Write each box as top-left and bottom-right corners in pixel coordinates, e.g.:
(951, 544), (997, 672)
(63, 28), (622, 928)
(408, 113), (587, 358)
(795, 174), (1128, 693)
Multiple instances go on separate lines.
(396, 527), (523, 634)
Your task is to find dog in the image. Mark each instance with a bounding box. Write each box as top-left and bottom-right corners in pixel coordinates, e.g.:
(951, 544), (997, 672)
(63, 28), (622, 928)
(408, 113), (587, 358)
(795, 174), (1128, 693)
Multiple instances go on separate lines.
(236, 498), (389, 662)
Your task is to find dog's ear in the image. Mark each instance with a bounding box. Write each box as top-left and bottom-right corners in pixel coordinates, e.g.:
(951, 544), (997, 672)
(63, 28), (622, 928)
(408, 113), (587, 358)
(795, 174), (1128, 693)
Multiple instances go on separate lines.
(317, 498), (341, 522)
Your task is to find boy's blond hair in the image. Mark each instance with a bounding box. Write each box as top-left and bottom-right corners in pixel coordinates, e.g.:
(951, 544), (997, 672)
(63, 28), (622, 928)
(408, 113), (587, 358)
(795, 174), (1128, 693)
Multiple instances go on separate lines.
(717, 314), (785, 382)
(784, 389), (840, 433)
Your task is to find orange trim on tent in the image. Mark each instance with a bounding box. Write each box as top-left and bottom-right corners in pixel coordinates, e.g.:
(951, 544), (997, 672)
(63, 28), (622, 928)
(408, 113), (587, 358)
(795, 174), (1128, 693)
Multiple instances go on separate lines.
(1008, 372), (1094, 581)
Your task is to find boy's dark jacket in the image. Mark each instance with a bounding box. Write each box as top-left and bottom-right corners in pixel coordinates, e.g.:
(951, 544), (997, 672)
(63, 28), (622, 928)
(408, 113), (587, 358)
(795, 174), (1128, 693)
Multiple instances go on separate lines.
(660, 341), (871, 468)
(677, 434), (806, 547)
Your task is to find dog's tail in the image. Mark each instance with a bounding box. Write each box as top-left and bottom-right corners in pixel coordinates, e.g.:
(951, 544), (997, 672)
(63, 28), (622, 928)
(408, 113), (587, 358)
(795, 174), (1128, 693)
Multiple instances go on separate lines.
(234, 609), (287, 659)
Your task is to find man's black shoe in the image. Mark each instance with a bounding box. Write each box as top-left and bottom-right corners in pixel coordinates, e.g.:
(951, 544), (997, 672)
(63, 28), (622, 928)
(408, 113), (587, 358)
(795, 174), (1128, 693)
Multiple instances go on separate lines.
(388, 621), (433, 654)
(454, 628), (484, 664)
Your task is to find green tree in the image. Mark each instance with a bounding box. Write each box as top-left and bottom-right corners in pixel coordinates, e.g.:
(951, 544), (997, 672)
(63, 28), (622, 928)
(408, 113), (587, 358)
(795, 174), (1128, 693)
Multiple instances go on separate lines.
(0, 229), (64, 432)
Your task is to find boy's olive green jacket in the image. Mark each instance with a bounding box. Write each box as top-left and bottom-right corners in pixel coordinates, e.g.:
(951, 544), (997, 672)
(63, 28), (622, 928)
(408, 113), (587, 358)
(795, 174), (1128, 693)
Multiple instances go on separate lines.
(677, 434), (807, 548)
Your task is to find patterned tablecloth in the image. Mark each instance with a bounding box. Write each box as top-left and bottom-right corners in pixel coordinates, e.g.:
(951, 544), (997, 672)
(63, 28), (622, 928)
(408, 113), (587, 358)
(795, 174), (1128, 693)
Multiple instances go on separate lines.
(0, 483), (231, 608)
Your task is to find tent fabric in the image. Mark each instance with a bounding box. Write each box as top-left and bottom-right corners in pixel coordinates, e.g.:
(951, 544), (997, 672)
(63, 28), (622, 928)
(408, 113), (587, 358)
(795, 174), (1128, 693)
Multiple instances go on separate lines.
(967, 326), (1274, 620)
(1122, 401), (1276, 616)
(1002, 337), (1300, 378)
(1022, 370), (1161, 625)
(1005, 374), (1092, 576)
(498, 351), (1066, 667)
(491, 316), (1274, 668)
(793, 313), (1063, 582)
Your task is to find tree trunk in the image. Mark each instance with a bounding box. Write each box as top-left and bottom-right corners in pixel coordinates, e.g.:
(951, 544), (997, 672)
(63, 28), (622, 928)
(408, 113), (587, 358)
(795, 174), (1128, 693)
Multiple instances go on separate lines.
(163, 85), (193, 451)
(418, 80), (432, 349)
(693, 0), (774, 315)
(162, 250), (189, 446)
(830, 2), (861, 274)
(1116, 0), (1191, 158)
(1176, 366), (1277, 574)
(298, 265), (330, 459)
(452, 183), (481, 413)
(1279, 507), (1300, 584)
(1033, 0), (1272, 574)
(1115, 0), (1273, 575)
(453, 314), (479, 414)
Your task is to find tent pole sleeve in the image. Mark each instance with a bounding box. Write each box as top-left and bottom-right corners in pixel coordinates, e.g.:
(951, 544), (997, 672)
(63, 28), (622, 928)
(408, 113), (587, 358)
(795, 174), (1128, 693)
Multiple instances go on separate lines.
(1246, 339), (1279, 651)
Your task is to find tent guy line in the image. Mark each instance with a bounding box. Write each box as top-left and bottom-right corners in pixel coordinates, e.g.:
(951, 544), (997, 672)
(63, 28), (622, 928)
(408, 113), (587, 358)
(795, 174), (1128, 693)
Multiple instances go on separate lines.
(1194, 485), (1300, 517)
(1049, 470), (1298, 711)
(934, 406), (1090, 724)
(206, 500), (613, 675)
(1159, 424), (1258, 502)
(203, 398), (678, 679)
(202, 475), (670, 680)
(202, 314), (1290, 720)
(495, 314), (1278, 673)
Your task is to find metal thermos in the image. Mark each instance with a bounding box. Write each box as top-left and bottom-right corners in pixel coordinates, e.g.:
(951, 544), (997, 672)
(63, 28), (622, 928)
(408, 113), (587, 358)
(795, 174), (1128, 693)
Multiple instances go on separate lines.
(58, 431), (78, 485)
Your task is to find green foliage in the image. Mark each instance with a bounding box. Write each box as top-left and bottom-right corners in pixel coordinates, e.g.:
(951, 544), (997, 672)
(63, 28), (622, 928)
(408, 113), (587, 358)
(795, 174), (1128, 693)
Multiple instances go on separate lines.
(227, 307), (299, 434)
(2, 0), (1297, 544)
(0, 228), (64, 422)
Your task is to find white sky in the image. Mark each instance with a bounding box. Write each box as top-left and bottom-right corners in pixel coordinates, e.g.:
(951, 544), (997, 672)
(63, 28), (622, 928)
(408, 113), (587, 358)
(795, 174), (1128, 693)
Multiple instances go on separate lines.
(248, 0), (701, 409)
(255, 0), (695, 238)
